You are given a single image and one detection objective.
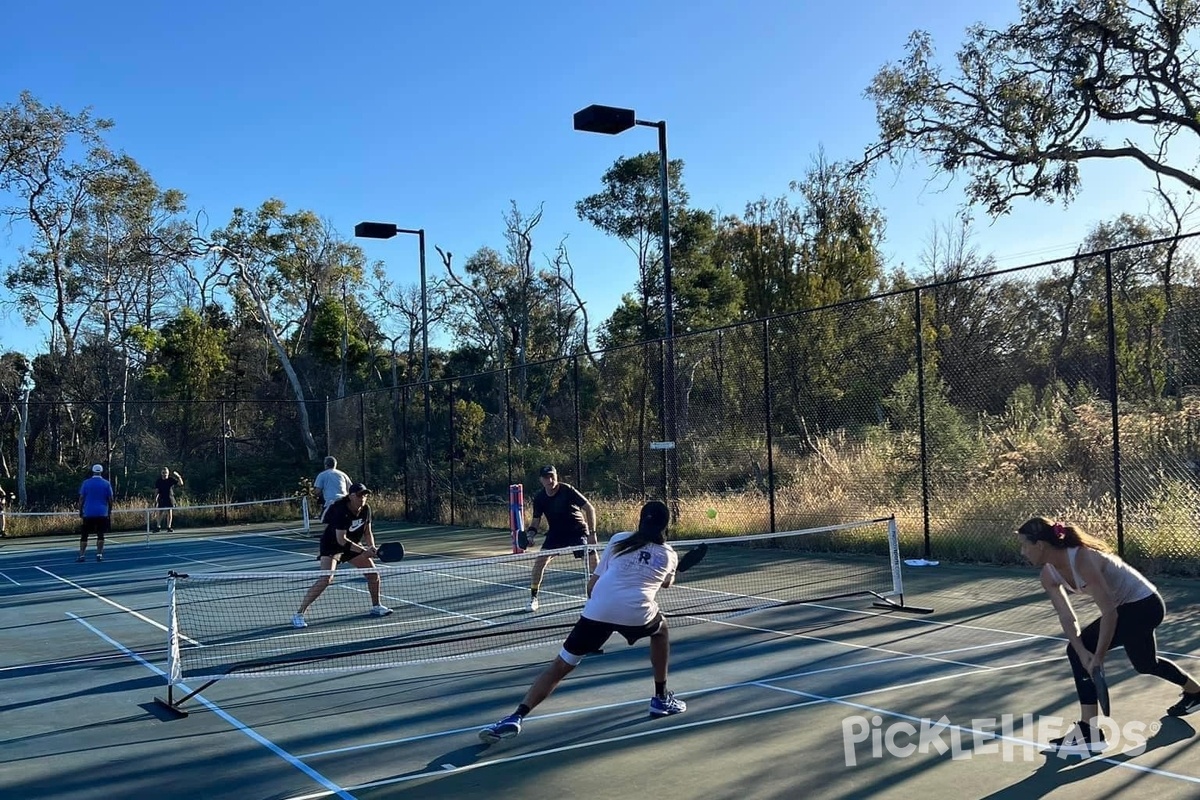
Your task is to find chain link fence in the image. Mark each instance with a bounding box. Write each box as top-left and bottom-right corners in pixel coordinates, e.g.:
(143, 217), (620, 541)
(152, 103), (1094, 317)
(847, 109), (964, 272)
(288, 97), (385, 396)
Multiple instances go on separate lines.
(6, 234), (1199, 572)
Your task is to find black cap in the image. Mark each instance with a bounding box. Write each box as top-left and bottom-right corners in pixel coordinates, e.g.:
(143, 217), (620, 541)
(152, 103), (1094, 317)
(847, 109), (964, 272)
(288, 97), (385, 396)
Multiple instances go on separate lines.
(639, 500), (669, 529)
(347, 482), (371, 496)
(539, 465), (557, 477)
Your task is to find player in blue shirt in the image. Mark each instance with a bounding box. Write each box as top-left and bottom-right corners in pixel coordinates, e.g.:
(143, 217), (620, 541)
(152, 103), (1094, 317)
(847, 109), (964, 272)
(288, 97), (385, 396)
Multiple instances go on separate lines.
(77, 464), (114, 562)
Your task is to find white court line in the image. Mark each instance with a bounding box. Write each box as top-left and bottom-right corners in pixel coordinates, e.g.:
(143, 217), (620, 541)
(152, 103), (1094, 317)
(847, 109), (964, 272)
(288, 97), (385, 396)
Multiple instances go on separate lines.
(757, 681), (1200, 784)
(288, 652), (1200, 796)
(799, 597), (1200, 662)
(201, 537), (310, 557)
(0, 570), (20, 586)
(66, 612), (357, 800)
(297, 634), (1040, 759)
(33, 566), (200, 646)
(177, 554), (233, 569)
(282, 655), (1081, 799)
(673, 610), (1047, 671)
(338, 584), (494, 625)
(0, 649), (160, 674)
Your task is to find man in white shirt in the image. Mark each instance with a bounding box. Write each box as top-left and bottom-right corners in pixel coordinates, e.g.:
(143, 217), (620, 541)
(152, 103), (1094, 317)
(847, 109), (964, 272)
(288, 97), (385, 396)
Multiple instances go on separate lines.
(479, 500), (686, 743)
(313, 456), (351, 521)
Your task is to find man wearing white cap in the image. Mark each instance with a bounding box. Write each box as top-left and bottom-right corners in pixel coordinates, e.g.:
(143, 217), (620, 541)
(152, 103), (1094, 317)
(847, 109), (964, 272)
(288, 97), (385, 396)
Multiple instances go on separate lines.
(78, 464), (113, 562)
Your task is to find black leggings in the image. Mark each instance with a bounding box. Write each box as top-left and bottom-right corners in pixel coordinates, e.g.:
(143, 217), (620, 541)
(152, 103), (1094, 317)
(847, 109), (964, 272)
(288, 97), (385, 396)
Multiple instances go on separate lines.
(1068, 593), (1193, 704)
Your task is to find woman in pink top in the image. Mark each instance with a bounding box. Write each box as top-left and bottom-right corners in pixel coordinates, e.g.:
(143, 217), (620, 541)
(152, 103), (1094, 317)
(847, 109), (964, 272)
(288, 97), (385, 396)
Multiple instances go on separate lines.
(1017, 517), (1200, 751)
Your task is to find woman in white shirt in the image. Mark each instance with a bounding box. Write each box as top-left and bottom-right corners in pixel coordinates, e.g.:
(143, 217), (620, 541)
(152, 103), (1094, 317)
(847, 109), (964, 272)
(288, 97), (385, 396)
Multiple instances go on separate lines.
(479, 500), (686, 743)
(1018, 516), (1200, 751)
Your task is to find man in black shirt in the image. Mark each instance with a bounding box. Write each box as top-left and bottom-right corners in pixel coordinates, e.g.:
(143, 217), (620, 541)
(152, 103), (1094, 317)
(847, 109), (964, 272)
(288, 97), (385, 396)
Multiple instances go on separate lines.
(524, 465), (598, 612)
(292, 482), (392, 628)
(153, 467), (184, 532)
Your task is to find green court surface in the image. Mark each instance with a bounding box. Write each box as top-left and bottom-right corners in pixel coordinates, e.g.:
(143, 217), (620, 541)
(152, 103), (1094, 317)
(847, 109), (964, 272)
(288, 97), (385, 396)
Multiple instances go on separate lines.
(2, 520), (1198, 799)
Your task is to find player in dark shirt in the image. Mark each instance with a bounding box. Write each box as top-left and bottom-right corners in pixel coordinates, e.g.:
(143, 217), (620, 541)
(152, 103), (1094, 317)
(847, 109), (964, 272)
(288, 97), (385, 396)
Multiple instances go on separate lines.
(524, 465), (598, 611)
(152, 467), (184, 532)
(292, 482), (392, 628)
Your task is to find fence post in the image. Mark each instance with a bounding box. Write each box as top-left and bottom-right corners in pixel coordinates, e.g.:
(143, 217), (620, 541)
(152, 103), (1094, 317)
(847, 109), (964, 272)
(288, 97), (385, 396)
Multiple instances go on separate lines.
(401, 385), (410, 521)
(761, 319), (776, 533)
(505, 367), (513, 488)
(424, 379), (434, 525)
(105, 399), (112, 490)
(659, 339), (668, 504)
(357, 393), (366, 483)
(914, 289), (932, 561)
(448, 381), (456, 526)
(221, 400), (229, 524)
(573, 356), (583, 488)
(1103, 250), (1126, 557)
(324, 395), (331, 456)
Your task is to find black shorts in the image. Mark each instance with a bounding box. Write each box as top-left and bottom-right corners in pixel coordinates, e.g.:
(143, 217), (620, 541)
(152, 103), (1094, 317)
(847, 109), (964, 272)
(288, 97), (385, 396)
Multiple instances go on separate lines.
(81, 516), (110, 536)
(319, 535), (364, 561)
(542, 530), (589, 559)
(156, 499), (174, 509)
(562, 613), (666, 659)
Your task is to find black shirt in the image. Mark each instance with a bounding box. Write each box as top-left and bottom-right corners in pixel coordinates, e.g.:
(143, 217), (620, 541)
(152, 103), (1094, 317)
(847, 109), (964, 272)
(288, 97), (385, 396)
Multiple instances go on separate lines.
(155, 476), (181, 504)
(532, 483), (589, 535)
(322, 497), (372, 546)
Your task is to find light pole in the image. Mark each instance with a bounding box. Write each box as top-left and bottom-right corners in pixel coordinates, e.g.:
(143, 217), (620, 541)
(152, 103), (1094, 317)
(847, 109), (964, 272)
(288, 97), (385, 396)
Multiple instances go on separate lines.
(354, 222), (433, 521)
(574, 104), (678, 506)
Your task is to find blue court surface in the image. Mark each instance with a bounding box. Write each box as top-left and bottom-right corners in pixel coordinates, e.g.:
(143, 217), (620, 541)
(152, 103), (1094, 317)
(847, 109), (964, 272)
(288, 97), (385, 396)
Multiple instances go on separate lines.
(3, 522), (1199, 799)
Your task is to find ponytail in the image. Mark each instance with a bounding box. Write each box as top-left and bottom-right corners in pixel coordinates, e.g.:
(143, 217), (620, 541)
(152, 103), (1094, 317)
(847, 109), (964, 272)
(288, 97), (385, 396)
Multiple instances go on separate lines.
(1016, 516), (1112, 554)
(611, 500), (670, 558)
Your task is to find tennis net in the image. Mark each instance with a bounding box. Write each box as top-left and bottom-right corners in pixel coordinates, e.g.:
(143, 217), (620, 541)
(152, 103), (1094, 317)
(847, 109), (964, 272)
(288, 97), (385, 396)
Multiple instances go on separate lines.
(3, 495), (310, 542)
(161, 516), (922, 706)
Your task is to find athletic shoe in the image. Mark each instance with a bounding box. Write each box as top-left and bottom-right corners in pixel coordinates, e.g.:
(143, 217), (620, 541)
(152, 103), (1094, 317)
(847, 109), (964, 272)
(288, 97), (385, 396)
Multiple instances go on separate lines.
(76, 555), (85, 562)
(369, 605), (393, 617)
(527, 597), (539, 612)
(1168, 690), (1200, 716)
(292, 613), (308, 629)
(649, 692), (687, 717)
(478, 714), (523, 743)
(151, 524), (159, 532)
(167, 527), (173, 533)
(96, 554), (103, 562)
(1047, 722), (1106, 754)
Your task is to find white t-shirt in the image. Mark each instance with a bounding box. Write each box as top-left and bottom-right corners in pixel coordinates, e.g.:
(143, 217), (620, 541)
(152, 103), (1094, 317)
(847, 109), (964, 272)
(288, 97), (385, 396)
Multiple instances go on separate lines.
(313, 468), (351, 507)
(1046, 547), (1156, 606)
(582, 532), (678, 626)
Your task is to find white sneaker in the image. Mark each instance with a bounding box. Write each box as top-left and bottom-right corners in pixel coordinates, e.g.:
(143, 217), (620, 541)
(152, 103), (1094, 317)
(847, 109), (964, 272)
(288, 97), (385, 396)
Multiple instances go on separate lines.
(292, 613), (307, 629)
(369, 605), (393, 617)
(527, 597), (539, 612)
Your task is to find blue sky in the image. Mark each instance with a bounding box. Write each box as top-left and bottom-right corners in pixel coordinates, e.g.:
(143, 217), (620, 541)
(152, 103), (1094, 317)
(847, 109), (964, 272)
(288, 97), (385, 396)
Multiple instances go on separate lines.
(0, 0), (1186, 356)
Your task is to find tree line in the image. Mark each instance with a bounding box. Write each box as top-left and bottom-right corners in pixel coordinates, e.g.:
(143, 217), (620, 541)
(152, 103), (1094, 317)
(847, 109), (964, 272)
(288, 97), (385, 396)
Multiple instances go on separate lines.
(2, 0), (1198, 511)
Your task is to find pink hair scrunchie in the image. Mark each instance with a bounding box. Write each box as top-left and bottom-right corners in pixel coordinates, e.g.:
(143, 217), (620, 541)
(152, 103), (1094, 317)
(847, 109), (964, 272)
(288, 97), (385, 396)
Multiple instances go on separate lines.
(1051, 522), (1066, 540)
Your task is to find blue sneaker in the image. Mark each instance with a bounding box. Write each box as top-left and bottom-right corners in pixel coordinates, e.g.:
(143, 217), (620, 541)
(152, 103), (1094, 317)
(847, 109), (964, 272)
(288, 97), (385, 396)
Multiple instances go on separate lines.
(478, 713), (523, 743)
(649, 691), (686, 717)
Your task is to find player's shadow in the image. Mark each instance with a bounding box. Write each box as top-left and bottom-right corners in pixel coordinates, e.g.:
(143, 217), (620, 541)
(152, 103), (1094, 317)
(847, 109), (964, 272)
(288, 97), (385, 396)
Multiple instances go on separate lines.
(979, 716), (1196, 799)
(426, 742), (491, 773)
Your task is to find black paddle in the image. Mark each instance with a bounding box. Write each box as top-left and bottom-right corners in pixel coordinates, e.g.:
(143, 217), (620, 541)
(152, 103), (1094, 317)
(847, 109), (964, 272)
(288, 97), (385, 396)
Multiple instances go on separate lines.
(517, 529), (536, 550)
(1093, 664), (1111, 716)
(677, 543), (708, 573)
(375, 542), (405, 563)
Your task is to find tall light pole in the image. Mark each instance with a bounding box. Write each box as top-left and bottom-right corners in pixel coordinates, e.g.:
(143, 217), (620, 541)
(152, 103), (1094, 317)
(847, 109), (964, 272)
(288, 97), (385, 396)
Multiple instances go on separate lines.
(573, 104), (678, 507)
(354, 222), (433, 520)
